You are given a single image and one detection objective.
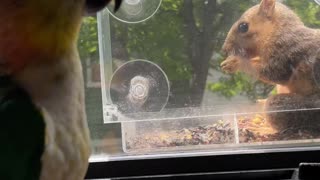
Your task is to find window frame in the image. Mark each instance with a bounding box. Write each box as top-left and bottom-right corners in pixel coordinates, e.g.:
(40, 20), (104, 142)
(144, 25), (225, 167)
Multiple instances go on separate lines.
(85, 147), (320, 179)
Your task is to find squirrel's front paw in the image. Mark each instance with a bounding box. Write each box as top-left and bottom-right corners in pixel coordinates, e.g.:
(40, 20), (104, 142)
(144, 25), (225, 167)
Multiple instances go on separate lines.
(221, 56), (240, 73)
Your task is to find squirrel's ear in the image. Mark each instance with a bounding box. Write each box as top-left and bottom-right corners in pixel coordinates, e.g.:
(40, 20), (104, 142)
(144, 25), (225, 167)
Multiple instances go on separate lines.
(259, 0), (276, 18)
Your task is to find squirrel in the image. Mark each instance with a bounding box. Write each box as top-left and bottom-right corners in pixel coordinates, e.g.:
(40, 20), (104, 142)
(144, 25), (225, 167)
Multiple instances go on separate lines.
(221, 0), (320, 132)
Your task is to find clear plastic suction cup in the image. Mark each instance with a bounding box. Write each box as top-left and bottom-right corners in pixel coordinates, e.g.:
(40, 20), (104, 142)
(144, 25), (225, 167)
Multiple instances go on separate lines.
(106, 0), (162, 23)
(109, 60), (170, 118)
(315, 0), (320, 5)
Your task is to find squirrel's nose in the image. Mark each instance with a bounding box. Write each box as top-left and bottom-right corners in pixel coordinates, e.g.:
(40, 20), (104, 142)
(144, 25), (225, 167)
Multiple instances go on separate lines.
(222, 29), (236, 55)
(222, 42), (231, 56)
(222, 35), (236, 56)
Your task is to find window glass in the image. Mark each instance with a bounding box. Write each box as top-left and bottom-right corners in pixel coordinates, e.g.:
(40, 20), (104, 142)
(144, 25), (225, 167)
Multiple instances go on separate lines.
(78, 0), (320, 160)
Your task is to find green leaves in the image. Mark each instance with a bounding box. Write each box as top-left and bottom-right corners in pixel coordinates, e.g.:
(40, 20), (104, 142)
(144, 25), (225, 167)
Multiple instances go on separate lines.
(78, 17), (99, 62)
(285, 0), (320, 28)
(207, 73), (273, 101)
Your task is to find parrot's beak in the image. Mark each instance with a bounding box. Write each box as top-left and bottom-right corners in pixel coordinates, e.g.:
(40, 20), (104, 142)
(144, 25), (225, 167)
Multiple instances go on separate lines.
(114, 0), (122, 12)
(85, 0), (123, 16)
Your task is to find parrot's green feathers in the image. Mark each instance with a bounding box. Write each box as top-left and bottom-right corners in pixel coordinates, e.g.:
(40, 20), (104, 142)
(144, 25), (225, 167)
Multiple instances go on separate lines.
(0, 76), (45, 180)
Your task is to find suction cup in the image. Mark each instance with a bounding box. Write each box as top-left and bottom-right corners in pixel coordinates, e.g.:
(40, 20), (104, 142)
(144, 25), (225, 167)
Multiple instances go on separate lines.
(106, 0), (162, 23)
(315, 0), (320, 5)
(110, 60), (169, 117)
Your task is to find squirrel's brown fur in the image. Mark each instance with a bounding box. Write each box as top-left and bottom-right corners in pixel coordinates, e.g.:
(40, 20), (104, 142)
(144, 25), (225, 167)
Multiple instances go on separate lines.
(221, 0), (320, 131)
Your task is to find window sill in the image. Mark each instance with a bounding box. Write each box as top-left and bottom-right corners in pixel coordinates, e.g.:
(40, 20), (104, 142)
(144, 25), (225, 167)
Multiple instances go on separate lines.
(86, 147), (320, 179)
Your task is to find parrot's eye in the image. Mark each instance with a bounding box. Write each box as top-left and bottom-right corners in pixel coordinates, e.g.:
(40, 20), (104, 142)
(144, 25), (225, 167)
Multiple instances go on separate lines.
(238, 22), (249, 33)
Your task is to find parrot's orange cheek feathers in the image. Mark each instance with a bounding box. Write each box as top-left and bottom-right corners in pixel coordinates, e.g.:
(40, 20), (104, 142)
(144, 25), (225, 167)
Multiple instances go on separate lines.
(0, 37), (30, 73)
(0, 39), (50, 74)
(3, 47), (39, 74)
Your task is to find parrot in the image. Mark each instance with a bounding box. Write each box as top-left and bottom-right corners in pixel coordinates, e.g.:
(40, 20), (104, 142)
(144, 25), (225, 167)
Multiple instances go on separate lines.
(0, 0), (122, 180)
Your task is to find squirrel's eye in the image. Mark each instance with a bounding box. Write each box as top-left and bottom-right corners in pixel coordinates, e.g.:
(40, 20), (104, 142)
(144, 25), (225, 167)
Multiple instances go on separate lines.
(238, 23), (249, 33)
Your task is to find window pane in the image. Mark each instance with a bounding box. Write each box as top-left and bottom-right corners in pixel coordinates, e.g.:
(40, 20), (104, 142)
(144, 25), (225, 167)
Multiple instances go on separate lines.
(78, 0), (320, 160)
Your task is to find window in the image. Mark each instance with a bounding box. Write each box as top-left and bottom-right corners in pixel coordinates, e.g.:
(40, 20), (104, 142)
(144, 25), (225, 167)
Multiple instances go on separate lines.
(79, 0), (320, 179)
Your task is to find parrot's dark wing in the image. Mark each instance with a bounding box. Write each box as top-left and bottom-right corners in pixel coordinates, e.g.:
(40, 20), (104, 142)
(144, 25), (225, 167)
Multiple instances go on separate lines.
(0, 76), (45, 180)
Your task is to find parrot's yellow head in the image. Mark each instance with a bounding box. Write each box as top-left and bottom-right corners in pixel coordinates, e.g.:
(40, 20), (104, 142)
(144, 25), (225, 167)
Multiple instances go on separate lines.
(0, 0), (122, 74)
